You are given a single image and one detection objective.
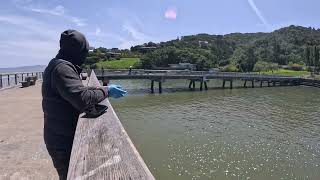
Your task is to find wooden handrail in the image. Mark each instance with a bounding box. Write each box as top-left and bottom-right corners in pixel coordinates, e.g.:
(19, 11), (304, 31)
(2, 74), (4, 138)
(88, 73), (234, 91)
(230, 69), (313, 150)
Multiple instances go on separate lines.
(67, 71), (155, 180)
(91, 69), (298, 78)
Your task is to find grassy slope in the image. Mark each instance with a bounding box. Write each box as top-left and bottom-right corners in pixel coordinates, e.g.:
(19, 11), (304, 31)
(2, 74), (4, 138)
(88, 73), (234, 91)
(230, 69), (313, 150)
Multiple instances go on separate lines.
(261, 69), (310, 77)
(95, 58), (140, 69)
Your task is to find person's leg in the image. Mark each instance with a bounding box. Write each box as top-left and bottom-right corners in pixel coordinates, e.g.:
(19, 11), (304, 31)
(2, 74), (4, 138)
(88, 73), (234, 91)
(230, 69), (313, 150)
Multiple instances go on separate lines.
(47, 148), (71, 180)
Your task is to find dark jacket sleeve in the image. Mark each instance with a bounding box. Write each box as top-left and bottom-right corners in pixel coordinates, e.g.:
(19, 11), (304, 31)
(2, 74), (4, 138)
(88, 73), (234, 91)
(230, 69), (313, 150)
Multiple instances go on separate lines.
(52, 63), (108, 112)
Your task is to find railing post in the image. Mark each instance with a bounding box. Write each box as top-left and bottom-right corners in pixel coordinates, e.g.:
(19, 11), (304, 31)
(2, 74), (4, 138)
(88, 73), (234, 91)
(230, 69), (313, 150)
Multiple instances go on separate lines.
(15, 74), (18, 85)
(0, 74), (2, 89)
(7, 74), (10, 86)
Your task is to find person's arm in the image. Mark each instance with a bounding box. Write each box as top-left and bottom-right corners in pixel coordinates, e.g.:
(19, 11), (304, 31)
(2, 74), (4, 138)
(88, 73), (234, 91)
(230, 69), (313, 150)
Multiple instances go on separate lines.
(52, 63), (108, 112)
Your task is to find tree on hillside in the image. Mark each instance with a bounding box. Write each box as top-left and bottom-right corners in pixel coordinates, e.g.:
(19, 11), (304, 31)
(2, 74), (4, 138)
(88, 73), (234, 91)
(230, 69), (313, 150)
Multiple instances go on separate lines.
(228, 46), (257, 72)
(243, 47), (256, 72)
(237, 47), (256, 72)
(314, 46), (320, 71)
(253, 61), (269, 72)
(84, 25), (320, 70)
(228, 47), (246, 66)
(305, 46), (311, 66)
(272, 40), (282, 64)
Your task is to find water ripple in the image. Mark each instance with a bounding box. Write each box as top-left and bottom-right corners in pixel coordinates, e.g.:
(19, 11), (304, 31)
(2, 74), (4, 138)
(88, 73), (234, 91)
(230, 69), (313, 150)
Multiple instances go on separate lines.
(111, 81), (320, 180)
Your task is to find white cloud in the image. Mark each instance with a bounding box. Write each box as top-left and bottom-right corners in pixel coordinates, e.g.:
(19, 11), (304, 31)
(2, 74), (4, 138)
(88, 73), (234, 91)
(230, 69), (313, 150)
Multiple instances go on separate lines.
(30, 5), (65, 16)
(122, 22), (149, 42)
(11, 0), (33, 5)
(248, 0), (271, 30)
(120, 22), (153, 49)
(164, 7), (177, 20)
(105, 8), (159, 48)
(70, 17), (86, 27)
(0, 40), (57, 62)
(90, 27), (124, 41)
(25, 5), (86, 26)
(0, 15), (57, 40)
(95, 27), (101, 36)
(0, 15), (60, 67)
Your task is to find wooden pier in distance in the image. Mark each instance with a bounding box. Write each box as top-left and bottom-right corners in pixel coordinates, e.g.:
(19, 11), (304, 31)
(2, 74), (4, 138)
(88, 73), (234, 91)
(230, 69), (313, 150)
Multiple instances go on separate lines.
(93, 69), (304, 93)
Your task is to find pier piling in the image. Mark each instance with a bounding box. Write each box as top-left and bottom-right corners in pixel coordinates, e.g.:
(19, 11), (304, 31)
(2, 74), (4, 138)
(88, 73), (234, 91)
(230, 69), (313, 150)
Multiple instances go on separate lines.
(204, 81), (208, 90)
(151, 80), (154, 93)
(188, 80), (193, 89)
(159, 81), (162, 93)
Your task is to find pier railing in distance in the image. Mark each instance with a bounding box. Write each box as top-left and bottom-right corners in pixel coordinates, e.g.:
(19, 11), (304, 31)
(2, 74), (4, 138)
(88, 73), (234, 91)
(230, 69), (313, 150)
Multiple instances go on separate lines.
(0, 72), (43, 89)
(67, 71), (155, 180)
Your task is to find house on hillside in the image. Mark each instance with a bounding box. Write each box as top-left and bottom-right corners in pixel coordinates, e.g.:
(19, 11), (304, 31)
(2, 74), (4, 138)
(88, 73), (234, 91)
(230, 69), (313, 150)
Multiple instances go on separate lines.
(106, 52), (121, 59)
(198, 41), (209, 48)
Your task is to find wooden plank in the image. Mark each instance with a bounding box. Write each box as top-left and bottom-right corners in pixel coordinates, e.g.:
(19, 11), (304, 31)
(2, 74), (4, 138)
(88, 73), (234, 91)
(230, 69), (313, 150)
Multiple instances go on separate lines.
(68, 71), (155, 180)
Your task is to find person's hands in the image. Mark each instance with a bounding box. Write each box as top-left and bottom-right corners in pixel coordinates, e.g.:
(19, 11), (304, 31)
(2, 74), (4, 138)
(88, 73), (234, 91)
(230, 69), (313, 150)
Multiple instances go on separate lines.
(107, 84), (127, 98)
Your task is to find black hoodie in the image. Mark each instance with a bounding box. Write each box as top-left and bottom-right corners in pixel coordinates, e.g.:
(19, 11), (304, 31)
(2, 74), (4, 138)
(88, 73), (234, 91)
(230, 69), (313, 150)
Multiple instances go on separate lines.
(42, 30), (108, 150)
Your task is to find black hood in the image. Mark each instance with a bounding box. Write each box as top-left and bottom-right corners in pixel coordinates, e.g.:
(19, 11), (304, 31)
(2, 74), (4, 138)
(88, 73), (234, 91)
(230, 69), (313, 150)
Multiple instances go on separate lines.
(56, 30), (89, 66)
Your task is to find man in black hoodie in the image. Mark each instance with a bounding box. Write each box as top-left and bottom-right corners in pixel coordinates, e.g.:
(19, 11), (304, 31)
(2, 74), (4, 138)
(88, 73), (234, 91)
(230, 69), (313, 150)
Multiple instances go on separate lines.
(42, 30), (109, 180)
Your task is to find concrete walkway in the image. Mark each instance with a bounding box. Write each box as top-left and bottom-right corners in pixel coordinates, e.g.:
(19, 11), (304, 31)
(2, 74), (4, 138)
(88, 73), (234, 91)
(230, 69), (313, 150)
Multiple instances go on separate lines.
(0, 84), (57, 180)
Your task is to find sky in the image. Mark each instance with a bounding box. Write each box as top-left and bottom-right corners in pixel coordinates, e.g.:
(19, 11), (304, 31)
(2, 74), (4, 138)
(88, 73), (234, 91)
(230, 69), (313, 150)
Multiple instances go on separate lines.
(0, 0), (320, 68)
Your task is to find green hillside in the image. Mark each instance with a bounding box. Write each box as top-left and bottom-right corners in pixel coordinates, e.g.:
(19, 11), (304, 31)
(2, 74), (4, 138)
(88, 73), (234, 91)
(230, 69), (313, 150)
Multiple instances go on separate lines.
(84, 25), (320, 73)
(93, 58), (139, 69)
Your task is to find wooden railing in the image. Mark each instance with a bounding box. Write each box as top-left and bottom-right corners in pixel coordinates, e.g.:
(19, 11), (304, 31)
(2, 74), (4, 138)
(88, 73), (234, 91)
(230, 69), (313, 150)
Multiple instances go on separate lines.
(88, 69), (298, 78)
(88, 69), (302, 82)
(67, 71), (155, 180)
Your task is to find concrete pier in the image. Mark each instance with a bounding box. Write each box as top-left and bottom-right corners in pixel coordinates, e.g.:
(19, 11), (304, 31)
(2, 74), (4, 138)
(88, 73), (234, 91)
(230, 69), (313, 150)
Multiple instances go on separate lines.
(0, 76), (155, 180)
(0, 84), (57, 180)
